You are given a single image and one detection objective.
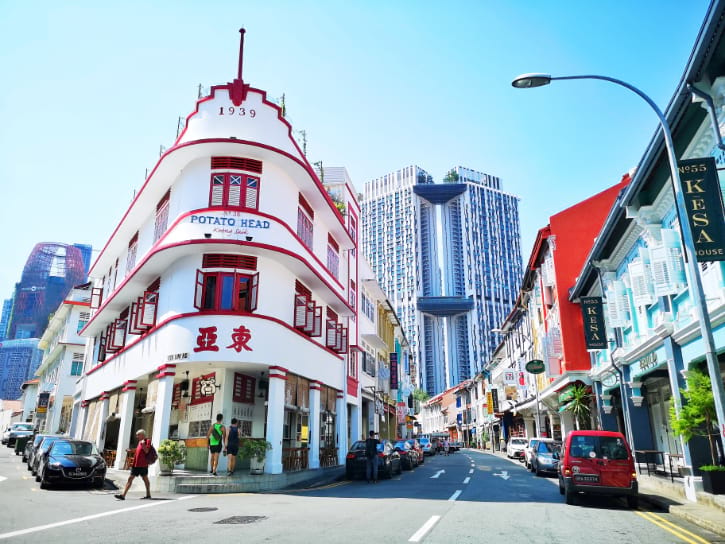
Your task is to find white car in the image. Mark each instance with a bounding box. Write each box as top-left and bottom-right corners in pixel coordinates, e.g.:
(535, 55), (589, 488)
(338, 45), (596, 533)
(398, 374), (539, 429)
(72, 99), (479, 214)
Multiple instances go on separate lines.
(506, 437), (528, 460)
(524, 438), (543, 469)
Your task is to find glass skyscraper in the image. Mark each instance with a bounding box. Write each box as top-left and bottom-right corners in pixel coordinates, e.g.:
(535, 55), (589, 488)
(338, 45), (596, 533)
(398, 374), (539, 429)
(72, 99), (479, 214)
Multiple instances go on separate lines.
(361, 165), (522, 396)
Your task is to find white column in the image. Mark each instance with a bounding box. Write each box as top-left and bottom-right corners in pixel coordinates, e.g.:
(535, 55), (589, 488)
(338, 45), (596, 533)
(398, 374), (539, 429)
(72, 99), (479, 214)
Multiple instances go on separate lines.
(73, 401), (88, 440)
(265, 366), (286, 474)
(115, 380), (137, 469)
(150, 365), (176, 476)
(308, 381), (321, 469)
(336, 391), (348, 465)
(96, 392), (110, 450)
(349, 403), (361, 450)
(69, 400), (83, 439)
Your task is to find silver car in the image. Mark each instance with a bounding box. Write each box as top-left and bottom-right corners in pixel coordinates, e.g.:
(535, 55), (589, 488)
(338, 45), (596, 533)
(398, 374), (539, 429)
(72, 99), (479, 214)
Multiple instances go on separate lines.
(531, 439), (561, 476)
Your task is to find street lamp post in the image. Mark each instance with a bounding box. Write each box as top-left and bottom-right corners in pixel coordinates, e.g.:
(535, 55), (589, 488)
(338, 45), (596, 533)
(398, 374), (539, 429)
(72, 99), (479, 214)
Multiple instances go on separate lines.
(512, 72), (725, 453)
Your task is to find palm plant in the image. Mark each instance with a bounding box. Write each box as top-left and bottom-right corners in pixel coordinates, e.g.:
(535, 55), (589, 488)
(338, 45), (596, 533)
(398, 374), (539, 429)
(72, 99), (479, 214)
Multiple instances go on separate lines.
(565, 384), (592, 430)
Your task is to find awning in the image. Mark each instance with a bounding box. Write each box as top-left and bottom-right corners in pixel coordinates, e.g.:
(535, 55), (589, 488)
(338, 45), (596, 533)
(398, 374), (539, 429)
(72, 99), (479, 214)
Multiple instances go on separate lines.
(558, 401), (573, 413)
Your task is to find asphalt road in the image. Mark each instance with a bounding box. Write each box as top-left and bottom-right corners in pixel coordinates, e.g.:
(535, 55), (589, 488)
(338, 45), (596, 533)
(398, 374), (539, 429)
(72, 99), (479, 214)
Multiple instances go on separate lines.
(0, 446), (721, 543)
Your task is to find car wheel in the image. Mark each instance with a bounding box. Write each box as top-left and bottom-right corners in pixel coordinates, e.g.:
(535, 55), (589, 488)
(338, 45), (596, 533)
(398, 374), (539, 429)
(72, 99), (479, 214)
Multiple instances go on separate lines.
(535, 465), (542, 477)
(35, 471), (40, 482)
(386, 461), (393, 479)
(39, 470), (49, 490)
(94, 478), (105, 489)
(397, 460), (403, 475)
(564, 485), (577, 505)
(627, 495), (639, 509)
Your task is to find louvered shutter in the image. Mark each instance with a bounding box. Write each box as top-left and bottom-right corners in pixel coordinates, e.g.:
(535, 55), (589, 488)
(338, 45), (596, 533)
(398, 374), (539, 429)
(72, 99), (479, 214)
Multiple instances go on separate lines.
(304, 300), (316, 333)
(228, 174), (242, 206)
(139, 291), (158, 327)
(312, 305), (322, 337)
(245, 176), (259, 209)
(194, 270), (205, 310)
(294, 295), (308, 329)
(211, 174), (225, 206)
(90, 287), (103, 309)
(247, 273), (259, 311)
(628, 257), (655, 307)
(326, 319), (338, 349)
(110, 319), (127, 349)
(128, 302), (143, 335)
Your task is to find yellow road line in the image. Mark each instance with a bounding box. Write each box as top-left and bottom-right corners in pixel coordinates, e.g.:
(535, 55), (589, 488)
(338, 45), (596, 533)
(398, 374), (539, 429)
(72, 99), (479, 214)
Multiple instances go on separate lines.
(636, 510), (710, 544)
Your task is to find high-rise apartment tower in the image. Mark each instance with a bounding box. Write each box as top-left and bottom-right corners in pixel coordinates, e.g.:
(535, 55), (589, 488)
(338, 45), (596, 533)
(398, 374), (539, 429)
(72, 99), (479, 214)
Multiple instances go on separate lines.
(361, 165), (522, 395)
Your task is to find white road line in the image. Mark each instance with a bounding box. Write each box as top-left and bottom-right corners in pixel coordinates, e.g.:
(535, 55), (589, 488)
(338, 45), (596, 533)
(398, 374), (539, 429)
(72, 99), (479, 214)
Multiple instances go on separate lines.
(409, 515), (441, 542)
(468, 469), (474, 474)
(0, 476), (6, 483)
(463, 477), (470, 484)
(0, 495), (197, 540)
(448, 489), (462, 501)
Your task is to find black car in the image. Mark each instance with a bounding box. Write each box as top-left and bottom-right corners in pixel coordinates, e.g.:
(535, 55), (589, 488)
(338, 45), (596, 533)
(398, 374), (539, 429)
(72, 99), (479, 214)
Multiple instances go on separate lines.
(2, 423), (34, 447)
(393, 440), (418, 470)
(345, 439), (402, 480)
(36, 439), (106, 489)
(31, 435), (65, 475)
(25, 434), (59, 468)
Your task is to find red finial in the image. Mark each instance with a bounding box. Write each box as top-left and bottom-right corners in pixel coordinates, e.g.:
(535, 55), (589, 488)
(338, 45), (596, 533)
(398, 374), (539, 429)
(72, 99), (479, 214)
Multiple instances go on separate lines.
(237, 28), (246, 81)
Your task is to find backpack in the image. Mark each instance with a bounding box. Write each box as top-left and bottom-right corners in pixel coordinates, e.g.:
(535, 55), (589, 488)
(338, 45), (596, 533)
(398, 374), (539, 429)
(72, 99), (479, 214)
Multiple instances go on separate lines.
(145, 443), (158, 464)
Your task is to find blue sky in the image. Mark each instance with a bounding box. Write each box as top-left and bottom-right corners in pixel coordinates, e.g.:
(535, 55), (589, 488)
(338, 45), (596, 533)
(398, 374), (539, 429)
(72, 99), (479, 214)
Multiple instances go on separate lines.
(0, 0), (712, 300)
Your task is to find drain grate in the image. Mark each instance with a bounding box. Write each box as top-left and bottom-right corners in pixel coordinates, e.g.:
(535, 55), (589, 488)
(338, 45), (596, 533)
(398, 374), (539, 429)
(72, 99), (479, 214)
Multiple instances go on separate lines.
(188, 507), (219, 512)
(215, 515), (267, 525)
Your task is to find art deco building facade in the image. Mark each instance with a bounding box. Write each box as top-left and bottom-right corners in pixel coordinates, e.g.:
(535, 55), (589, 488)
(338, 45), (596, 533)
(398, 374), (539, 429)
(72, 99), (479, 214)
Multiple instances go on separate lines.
(362, 166), (522, 396)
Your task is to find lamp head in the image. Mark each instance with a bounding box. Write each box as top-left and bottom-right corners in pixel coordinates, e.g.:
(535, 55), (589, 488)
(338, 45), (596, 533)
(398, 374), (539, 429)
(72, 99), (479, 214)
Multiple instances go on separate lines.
(512, 73), (552, 89)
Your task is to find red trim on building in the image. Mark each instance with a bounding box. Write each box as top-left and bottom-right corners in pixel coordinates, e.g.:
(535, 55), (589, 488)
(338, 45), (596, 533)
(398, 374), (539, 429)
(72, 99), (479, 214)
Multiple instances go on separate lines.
(309, 381), (322, 390)
(156, 364), (177, 373)
(346, 376), (358, 397)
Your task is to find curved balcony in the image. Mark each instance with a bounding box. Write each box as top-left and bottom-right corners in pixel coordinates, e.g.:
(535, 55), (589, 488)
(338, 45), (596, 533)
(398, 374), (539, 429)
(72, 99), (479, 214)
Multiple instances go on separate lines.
(413, 183), (467, 204)
(416, 296), (474, 317)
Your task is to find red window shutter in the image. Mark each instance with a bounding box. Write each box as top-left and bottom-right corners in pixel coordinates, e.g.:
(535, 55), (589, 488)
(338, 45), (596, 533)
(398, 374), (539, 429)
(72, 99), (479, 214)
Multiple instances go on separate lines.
(339, 325), (348, 354)
(192, 377), (201, 401)
(147, 277), (161, 292)
(105, 323), (118, 353)
(247, 273), (259, 311)
(326, 319), (337, 349)
(244, 176), (259, 209)
(97, 335), (106, 362)
(119, 307), (129, 320)
(172, 383), (181, 408)
(139, 291), (158, 328)
(194, 270), (205, 310)
(203, 254), (257, 270)
(128, 302), (144, 335)
(110, 319), (127, 349)
(90, 287), (103, 309)
(211, 157), (263, 173)
(128, 233), (139, 247)
(304, 300), (316, 333)
(311, 305), (322, 337)
(328, 234), (339, 252)
(232, 372), (256, 404)
(327, 308), (338, 322)
(210, 174), (225, 206)
(157, 190), (170, 210)
(294, 294), (308, 329)
(228, 174), (242, 206)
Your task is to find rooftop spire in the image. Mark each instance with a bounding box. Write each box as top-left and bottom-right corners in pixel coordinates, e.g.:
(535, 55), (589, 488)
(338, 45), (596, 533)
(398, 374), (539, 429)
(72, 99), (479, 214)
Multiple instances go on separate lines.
(237, 28), (245, 81)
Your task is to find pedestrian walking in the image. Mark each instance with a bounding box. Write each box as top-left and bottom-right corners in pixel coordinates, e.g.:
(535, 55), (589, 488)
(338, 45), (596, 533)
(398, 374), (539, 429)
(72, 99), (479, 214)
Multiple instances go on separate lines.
(225, 418), (240, 476)
(443, 438), (450, 456)
(206, 413), (226, 476)
(365, 430), (380, 483)
(115, 429), (152, 500)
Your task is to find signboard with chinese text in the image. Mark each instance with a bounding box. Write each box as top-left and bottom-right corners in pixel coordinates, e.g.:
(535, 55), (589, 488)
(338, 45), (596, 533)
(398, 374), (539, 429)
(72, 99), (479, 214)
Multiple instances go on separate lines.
(389, 353), (399, 390)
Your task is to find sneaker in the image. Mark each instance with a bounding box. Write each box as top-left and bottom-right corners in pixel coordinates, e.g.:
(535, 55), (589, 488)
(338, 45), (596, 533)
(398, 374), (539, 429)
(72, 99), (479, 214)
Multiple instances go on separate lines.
(212, 471), (217, 476)
(140, 496), (152, 500)
(114, 494), (125, 501)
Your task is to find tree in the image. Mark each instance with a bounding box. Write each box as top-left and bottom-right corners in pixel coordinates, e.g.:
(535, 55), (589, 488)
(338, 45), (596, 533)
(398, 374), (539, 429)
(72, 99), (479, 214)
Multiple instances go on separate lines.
(443, 169), (459, 183)
(413, 388), (429, 402)
(670, 368), (720, 466)
(565, 384), (592, 430)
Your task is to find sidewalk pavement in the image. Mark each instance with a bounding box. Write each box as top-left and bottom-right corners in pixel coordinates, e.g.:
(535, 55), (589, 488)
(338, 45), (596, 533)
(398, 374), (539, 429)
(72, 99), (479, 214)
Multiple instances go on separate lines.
(478, 447), (725, 537)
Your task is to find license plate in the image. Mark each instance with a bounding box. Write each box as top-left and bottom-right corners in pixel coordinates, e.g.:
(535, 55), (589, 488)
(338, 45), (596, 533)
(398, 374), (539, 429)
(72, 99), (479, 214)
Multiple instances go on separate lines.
(69, 471), (87, 477)
(575, 474), (599, 483)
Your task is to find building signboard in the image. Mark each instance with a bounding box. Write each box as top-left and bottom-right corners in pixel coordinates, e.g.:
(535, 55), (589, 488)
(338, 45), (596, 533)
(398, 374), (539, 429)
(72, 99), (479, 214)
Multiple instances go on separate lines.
(580, 297), (607, 349)
(389, 353), (398, 390)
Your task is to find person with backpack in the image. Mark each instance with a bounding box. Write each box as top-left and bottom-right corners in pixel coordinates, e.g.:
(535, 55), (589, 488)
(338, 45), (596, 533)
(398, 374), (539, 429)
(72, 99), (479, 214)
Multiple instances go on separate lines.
(365, 430), (380, 484)
(206, 413), (226, 476)
(115, 429), (154, 500)
(225, 418), (240, 476)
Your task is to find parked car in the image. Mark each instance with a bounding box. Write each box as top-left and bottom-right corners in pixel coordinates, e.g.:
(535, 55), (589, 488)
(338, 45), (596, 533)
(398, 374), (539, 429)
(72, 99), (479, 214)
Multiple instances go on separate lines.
(450, 441), (462, 452)
(345, 439), (402, 480)
(36, 439), (106, 489)
(2, 423), (34, 447)
(406, 439), (424, 465)
(506, 437), (528, 460)
(25, 434), (59, 468)
(419, 438), (436, 456)
(557, 430), (638, 508)
(393, 440), (418, 470)
(524, 438), (542, 470)
(31, 435), (65, 475)
(531, 439), (561, 476)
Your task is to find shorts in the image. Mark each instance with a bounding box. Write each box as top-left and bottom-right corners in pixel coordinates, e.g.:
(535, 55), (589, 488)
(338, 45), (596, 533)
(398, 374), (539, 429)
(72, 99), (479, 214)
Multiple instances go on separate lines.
(209, 444), (223, 454)
(131, 466), (148, 477)
(226, 446), (238, 456)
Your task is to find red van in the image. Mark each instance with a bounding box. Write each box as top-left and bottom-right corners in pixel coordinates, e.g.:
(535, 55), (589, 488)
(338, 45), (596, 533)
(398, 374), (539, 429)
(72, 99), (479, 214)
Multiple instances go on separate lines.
(557, 430), (638, 508)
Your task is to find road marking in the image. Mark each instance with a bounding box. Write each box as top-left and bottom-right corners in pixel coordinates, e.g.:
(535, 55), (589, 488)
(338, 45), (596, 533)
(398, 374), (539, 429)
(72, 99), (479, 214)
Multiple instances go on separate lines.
(448, 490), (462, 501)
(468, 469), (474, 474)
(409, 515), (441, 542)
(0, 495), (197, 540)
(0, 477), (6, 483)
(493, 470), (510, 480)
(636, 511), (710, 544)
(430, 470), (446, 479)
(463, 477), (470, 484)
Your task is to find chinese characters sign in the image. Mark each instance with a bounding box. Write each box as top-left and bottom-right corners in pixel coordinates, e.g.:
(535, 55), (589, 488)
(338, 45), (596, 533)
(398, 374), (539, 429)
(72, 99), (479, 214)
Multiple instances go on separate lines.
(194, 326), (253, 353)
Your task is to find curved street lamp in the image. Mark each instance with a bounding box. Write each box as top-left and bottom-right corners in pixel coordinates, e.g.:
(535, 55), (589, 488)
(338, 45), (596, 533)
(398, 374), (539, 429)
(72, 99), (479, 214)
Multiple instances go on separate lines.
(512, 72), (725, 460)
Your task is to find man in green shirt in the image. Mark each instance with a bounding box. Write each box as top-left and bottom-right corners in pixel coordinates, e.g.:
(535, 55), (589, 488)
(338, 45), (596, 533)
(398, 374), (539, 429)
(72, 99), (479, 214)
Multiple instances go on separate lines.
(206, 413), (226, 476)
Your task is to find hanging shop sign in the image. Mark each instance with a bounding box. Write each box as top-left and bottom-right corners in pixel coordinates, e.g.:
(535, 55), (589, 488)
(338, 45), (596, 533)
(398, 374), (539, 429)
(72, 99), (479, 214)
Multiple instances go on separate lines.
(389, 353), (399, 390)
(630, 349), (666, 380)
(490, 388), (500, 413)
(486, 392), (494, 414)
(503, 370), (517, 385)
(525, 359), (546, 374)
(36, 392), (50, 414)
(580, 297), (607, 349)
(678, 157), (725, 261)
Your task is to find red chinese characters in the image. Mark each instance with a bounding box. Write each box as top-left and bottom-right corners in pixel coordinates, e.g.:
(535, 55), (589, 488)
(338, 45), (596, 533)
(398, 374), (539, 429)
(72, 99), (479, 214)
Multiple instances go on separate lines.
(193, 325), (253, 353)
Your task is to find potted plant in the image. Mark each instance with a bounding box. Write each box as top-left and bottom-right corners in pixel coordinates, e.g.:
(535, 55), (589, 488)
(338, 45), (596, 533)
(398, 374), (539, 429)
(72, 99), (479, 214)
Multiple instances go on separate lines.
(241, 438), (272, 474)
(157, 439), (186, 475)
(669, 368), (725, 494)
